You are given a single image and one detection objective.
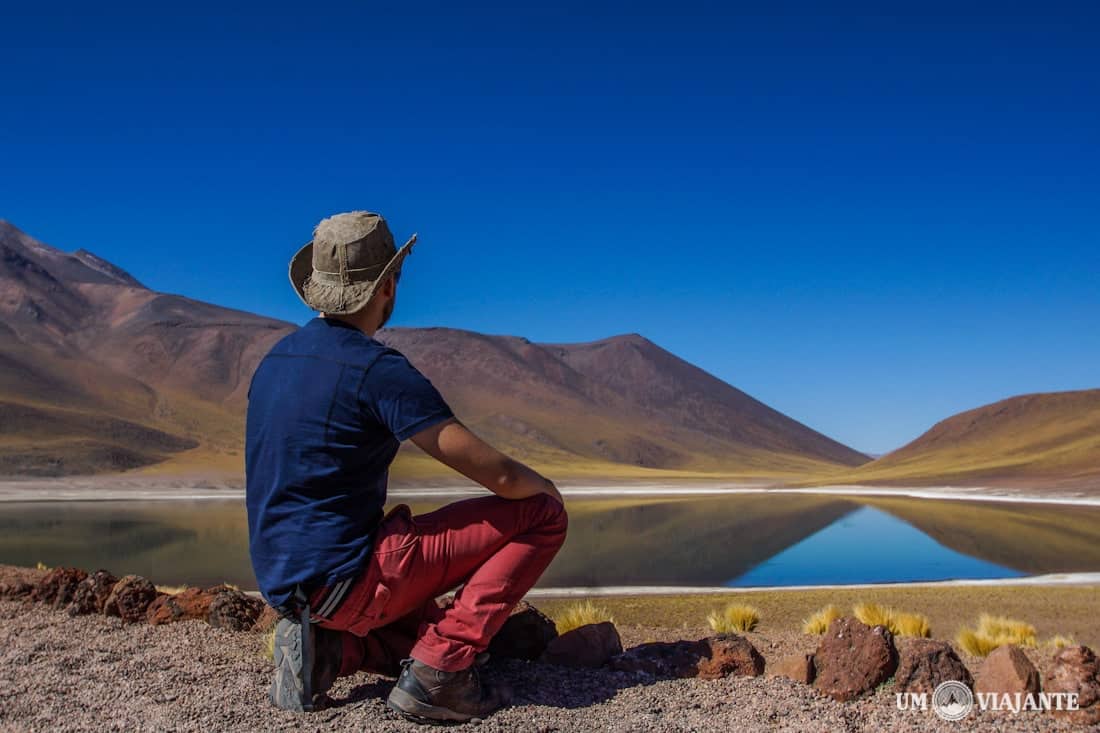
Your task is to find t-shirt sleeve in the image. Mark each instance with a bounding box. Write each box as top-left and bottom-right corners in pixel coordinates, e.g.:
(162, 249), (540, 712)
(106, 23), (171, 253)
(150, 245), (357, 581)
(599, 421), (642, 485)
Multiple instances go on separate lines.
(359, 350), (455, 441)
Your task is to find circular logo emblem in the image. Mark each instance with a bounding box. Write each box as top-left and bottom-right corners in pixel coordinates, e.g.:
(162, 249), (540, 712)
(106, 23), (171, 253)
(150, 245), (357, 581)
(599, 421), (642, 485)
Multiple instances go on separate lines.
(932, 680), (974, 721)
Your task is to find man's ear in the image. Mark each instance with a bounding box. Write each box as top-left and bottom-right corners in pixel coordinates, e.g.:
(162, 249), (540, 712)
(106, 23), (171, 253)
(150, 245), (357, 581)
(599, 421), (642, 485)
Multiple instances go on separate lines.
(381, 275), (397, 297)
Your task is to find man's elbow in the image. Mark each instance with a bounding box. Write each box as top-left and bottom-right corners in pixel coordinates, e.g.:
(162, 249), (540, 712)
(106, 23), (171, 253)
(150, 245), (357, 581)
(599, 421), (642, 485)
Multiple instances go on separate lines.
(491, 460), (521, 496)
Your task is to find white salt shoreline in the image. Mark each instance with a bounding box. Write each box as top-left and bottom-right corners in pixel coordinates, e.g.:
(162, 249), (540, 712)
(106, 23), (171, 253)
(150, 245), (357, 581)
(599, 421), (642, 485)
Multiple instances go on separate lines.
(1, 481), (1099, 506)
(523, 571), (1100, 597)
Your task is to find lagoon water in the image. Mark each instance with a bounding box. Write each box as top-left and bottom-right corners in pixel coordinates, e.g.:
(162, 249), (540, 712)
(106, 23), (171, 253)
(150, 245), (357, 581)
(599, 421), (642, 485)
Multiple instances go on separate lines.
(2, 493), (1097, 590)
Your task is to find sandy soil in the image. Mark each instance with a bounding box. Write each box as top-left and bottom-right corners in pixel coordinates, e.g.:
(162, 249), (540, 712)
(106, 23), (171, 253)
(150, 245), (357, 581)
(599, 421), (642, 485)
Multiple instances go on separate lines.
(0, 595), (1092, 732)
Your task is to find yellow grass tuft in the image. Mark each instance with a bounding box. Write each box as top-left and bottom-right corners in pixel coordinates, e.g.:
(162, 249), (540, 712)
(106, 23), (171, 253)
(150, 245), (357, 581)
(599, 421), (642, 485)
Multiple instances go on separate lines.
(956, 613), (1038, 656)
(892, 611), (932, 638)
(264, 627), (276, 661)
(155, 584), (189, 595)
(706, 603), (761, 633)
(552, 600), (614, 634)
(1046, 634), (1077, 649)
(35, 561), (50, 571)
(977, 614), (1037, 645)
(802, 605), (842, 634)
(852, 602), (893, 628)
(851, 603), (931, 637)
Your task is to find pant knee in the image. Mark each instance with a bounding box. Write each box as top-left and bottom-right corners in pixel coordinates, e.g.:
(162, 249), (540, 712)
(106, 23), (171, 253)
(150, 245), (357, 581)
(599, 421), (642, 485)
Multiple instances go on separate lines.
(535, 493), (568, 541)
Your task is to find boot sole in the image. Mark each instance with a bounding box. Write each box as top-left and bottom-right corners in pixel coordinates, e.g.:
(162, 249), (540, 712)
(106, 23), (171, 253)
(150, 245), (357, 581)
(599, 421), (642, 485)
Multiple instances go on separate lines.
(386, 686), (484, 725)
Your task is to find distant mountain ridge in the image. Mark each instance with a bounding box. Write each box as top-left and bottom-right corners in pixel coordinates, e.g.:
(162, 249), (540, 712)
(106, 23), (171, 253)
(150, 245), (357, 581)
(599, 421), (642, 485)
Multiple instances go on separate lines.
(0, 220), (868, 480)
(821, 389), (1100, 489)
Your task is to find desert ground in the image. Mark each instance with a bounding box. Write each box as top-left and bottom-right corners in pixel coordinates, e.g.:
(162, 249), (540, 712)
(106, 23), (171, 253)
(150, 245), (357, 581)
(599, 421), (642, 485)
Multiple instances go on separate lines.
(2, 562), (1097, 733)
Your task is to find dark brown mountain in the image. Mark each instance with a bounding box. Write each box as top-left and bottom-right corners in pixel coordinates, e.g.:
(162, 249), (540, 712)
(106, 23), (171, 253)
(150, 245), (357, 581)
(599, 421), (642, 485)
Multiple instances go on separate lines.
(0, 220), (868, 480)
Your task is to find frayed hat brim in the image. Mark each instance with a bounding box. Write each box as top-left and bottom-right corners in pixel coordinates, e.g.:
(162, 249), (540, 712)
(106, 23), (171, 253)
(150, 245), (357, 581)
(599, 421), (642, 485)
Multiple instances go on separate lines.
(289, 234), (415, 314)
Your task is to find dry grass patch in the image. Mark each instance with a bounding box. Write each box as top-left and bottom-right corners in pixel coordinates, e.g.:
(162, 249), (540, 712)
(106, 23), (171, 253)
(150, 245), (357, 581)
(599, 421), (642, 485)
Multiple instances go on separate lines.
(155, 584), (188, 595)
(801, 604), (842, 634)
(956, 613), (1038, 656)
(852, 602), (931, 638)
(1046, 634), (1077, 649)
(553, 600), (614, 634)
(706, 603), (760, 633)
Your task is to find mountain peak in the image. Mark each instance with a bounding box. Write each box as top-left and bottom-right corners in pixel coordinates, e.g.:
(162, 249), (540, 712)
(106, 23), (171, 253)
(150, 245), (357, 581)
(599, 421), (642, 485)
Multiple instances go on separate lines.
(0, 220), (144, 288)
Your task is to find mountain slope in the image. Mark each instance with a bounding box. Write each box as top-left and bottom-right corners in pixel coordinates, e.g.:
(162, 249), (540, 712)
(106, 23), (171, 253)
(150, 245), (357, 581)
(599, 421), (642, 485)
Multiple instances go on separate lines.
(821, 389), (1100, 488)
(0, 220), (868, 480)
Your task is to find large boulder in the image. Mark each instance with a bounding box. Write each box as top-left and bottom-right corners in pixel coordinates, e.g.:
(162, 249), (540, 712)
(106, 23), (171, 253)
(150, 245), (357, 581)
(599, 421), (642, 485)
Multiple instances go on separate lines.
(1044, 645), (1100, 725)
(610, 635), (765, 680)
(973, 644), (1040, 697)
(67, 570), (119, 616)
(895, 639), (972, 694)
(32, 567), (88, 609)
(541, 622), (623, 668)
(489, 600), (558, 661)
(103, 575), (159, 623)
(768, 653), (815, 685)
(207, 589), (265, 631)
(812, 617), (898, 702)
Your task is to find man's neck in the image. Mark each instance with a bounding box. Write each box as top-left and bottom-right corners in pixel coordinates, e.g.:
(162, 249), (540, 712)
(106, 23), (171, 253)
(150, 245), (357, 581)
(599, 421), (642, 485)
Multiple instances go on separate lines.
(320, 313), (378, 337)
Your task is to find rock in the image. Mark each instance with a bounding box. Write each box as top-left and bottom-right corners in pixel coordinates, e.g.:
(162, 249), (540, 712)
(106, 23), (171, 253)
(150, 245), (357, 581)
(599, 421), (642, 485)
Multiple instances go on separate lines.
(207, 589), (265, 631)
(0, 581), (34, 599)
(31, 567), (88, 608)
(103, 575), (159, 623)
(894, 639), (972, 694)
(610, 635), (764, 680)
(541, 622), (623, 668)
(769, 653), (815, 684)
(1044, 645), (1100, 725)
(489, 600), (558, 661)
(146, 585), (235, 625)
(252, 604), (280, 633)
(812, 617), (898, 702)
(974, 644), (1040, 696)
(697, 635), (767, 679)
(67, 570), (118, 616)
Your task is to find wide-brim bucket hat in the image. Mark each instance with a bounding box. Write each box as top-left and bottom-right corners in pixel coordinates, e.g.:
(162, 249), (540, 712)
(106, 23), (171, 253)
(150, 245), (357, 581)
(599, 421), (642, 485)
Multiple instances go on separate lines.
(289, 211), (416, 315)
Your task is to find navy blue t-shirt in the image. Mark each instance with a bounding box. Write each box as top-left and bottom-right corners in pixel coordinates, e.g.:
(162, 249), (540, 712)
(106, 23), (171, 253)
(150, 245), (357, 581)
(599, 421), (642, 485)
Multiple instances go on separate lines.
(245, 317), (454, 609)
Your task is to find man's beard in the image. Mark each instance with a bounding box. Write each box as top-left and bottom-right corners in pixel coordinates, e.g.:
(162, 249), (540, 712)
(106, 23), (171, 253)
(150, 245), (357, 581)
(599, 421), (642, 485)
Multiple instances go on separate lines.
(378, 298), (395, 329)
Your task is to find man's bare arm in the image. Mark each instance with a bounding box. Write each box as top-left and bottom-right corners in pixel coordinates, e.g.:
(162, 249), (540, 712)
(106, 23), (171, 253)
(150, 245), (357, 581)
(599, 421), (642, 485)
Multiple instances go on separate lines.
(410, 418), (563, 504)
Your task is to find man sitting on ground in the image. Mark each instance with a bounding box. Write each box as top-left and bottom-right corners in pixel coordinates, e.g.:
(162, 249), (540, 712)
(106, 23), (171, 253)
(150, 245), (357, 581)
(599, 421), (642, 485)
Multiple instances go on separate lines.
(245, 211), (567, 723)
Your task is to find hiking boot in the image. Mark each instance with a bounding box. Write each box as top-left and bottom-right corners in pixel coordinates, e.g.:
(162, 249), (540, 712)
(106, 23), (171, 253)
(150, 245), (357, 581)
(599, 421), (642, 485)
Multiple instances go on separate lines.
(269, 617), (343, 712)
(386, 657), (509, 723)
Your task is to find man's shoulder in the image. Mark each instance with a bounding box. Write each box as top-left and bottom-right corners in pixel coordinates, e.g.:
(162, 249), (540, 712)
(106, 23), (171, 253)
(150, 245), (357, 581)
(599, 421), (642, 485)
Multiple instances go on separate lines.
(264, 319), (397, 371)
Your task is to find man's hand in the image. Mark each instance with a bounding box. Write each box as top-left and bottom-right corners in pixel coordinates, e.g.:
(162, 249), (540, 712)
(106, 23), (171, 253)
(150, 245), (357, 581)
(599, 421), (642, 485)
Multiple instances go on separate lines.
(410, 418), (563, 505)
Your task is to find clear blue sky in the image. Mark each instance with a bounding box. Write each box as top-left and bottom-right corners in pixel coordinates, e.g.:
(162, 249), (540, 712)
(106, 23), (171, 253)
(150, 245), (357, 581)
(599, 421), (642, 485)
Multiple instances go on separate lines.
(2, 2), (1098, 454)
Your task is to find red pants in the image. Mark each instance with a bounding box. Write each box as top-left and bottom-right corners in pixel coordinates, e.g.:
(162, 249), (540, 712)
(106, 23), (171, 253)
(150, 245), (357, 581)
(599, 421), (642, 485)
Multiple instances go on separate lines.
(310, 493), (567, 674)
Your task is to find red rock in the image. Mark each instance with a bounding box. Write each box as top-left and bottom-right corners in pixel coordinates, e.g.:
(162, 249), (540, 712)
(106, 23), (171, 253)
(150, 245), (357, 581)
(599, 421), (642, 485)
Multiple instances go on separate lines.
(541, 622), (623, 668)
(103, 575), (158, 622)
(67, 570), (118, 615)
(894, 639), (972, 694)
(610, 635), (764, 679)
(146, 586), (235, 625)
(1044, 645), (1100, 725)
(32, 567), (88, 608)
(812, 617), (898, 702)
(974, 644), (1040, 697)
(489, 600), (558, 661)
(207, 589), (264, 631)
(769, 653), (815, 684)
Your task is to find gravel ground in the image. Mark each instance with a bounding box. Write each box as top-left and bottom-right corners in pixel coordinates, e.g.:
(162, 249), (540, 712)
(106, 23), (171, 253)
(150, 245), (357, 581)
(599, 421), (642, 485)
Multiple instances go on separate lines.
(0, 598), (1093, 733)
